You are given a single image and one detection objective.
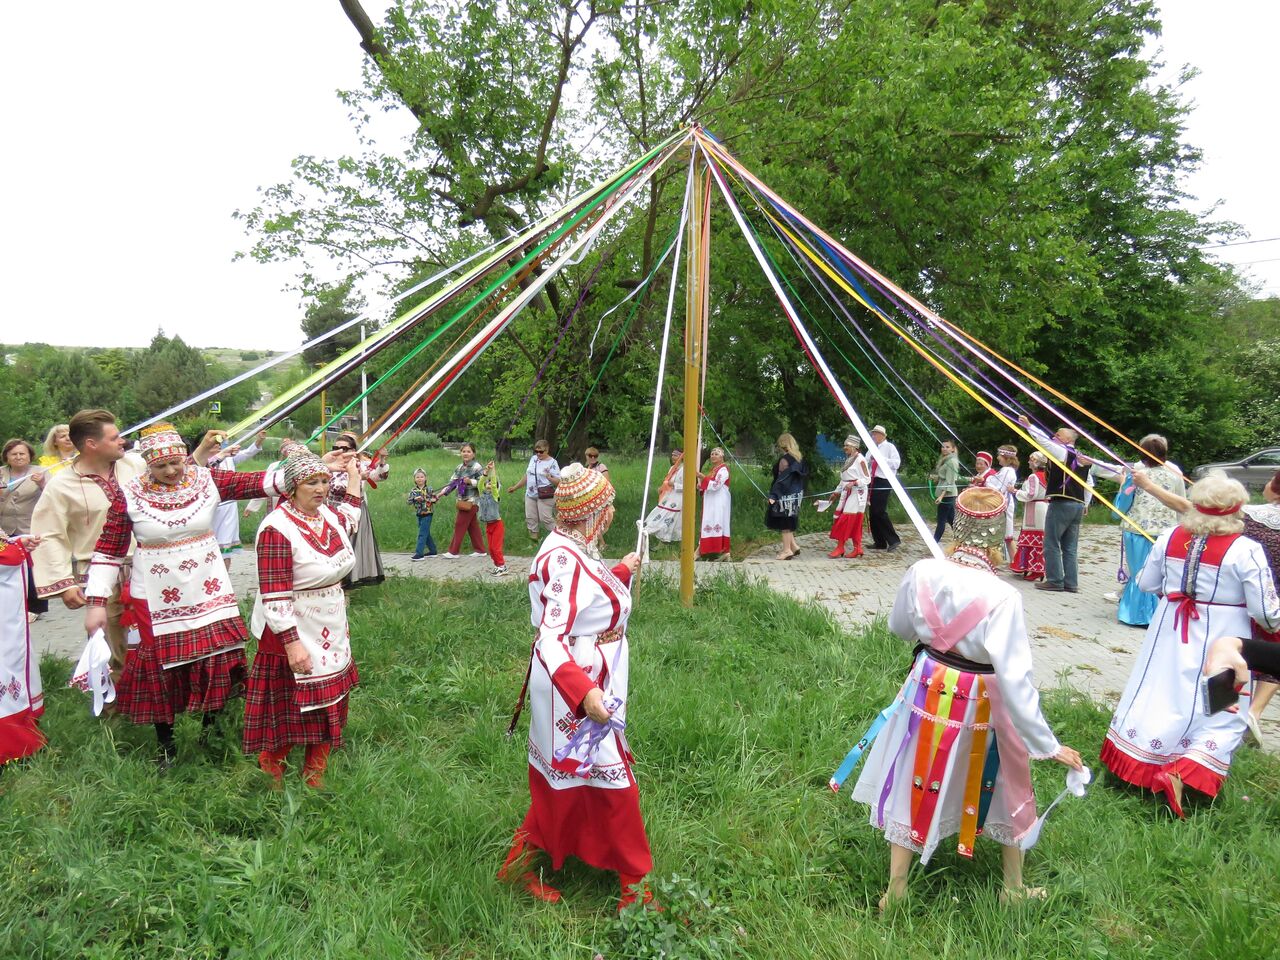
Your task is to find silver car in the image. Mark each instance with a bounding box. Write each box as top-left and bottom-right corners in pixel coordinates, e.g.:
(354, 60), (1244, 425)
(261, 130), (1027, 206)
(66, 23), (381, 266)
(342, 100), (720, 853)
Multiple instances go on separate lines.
(1193, 448), (1280, 493)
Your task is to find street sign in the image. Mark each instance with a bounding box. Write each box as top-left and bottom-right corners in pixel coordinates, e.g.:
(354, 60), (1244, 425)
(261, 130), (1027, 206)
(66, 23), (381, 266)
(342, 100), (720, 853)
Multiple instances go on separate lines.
(323, 405), (334, 418)
(208, 401), (221, 414)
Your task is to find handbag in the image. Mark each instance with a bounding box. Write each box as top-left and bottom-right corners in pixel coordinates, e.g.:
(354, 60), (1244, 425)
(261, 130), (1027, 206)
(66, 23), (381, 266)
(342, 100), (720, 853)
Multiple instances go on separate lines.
(456, 497), (476, 512)
(537, 484), (555, 500)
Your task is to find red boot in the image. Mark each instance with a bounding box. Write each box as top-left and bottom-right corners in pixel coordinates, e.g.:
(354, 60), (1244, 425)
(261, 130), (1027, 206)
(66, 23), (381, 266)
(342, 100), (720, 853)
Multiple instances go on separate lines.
(257, 746), (290, 785)
(828, 545), (845, 559)
(302, 743), (331, 789)
(498, 829), (562, 902)
(618, 873), (656, 912)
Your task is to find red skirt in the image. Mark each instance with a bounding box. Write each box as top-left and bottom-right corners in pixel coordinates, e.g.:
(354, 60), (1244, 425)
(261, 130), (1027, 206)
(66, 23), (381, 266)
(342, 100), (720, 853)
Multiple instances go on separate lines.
(242, 643), (357, 752)
(1010, 529), (1044, 576)
(829, 510), (861, 542)
(519, 763), (653, 876)
(1100, 738), (1225, 798)
(115, 601), (247, 724)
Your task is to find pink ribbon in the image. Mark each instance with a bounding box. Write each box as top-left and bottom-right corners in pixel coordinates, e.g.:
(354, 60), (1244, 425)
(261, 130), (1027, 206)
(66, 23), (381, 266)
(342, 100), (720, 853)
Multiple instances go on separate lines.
(916, 572), (990, 652)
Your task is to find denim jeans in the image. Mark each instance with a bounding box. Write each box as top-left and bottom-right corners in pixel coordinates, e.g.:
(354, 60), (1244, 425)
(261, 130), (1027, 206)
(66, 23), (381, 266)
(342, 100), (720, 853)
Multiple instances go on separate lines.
(1043, 499), (1084, 589)
(415, 514), (437, 556)
(934, 496), (956, 542)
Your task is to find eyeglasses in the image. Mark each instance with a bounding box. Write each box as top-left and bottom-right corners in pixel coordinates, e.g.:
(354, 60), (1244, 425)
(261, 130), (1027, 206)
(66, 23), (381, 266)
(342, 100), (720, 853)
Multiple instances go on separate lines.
(333, 445), (354, 452)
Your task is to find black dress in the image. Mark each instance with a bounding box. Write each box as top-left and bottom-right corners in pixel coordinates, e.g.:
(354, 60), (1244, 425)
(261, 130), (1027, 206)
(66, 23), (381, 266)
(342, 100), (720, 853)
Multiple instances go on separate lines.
(765, 456), (808, 532)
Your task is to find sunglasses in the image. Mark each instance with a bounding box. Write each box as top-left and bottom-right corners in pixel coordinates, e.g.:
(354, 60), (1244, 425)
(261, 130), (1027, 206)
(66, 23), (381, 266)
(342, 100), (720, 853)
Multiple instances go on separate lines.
(333, 445), (354, 452)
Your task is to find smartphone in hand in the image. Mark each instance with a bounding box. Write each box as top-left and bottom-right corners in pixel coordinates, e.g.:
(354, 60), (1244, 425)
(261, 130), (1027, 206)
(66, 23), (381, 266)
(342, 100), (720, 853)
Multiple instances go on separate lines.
(1200, 668), (1240, 716)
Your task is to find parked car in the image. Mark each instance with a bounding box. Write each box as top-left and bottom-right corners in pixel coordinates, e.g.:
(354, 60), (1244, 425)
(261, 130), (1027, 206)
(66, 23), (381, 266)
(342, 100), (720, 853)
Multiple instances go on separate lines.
(1193, 448), (1280, 492)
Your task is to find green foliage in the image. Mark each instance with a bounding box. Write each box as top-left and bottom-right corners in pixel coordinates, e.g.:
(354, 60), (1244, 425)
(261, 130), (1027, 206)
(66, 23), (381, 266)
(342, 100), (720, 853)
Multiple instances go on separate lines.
(6, 574), (1280, 959)
(393, 429), (441, 453)
(610, 875), (744, 960)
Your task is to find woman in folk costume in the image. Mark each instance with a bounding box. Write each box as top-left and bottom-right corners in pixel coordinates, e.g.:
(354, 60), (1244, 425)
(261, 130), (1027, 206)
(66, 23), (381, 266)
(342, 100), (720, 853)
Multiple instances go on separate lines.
(498, 463), (652, 911)
(840, 487), (1082, 909)
(328, 432), (387, 589)
(245, 450), (363, 789)
(1101, 473), (1280, 817)
(641, 449), (683, 543)
(995, 446), (1019, 561)
(1010, 452), (1048, 581)
(1092, 435), (1186, 628)
(825, 435), (871, 559)
(83, 425), (288, 766)
(1, 535), (44, 765)
(698, 447), (731, 559)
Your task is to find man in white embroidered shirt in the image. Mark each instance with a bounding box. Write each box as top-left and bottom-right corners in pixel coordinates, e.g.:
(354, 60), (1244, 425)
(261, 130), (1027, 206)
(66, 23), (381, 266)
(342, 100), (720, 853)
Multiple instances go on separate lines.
(867, 425), (902, 551)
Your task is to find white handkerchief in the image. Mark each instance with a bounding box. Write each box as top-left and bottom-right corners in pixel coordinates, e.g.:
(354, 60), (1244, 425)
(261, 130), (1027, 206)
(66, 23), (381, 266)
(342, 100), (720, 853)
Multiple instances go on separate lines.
(815, 499), (831, 513)
(1018, 766), (1092, 851)
(68, 629), (116, 716)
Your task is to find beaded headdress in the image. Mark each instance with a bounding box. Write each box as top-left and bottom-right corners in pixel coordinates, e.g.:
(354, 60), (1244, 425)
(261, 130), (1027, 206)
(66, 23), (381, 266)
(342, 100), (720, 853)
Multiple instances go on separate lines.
(137, 423), (186, 464)
(555, 462), (615, 526)
(952, 487), (1006, 548)
(282, 451), (329, 492)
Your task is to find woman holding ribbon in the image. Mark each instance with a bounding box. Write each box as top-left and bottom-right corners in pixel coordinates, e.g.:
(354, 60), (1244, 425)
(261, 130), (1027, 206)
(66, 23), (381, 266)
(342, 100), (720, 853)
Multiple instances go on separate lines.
(82, 424), (289, 766)
(1010, 452), (1048, 581)
(824, 435), (870, 559)
(641, 449), (683, 543)
(1101, 472), (1280, 816)
(244, 450), (362, 789)
(497, 463), (651, 912)
(836, 487), (1081, 909)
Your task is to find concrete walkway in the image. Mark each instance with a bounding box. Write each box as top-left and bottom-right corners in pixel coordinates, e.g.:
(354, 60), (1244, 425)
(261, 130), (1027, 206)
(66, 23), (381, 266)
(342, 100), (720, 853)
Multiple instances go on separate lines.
(30, 524), (1279, 745)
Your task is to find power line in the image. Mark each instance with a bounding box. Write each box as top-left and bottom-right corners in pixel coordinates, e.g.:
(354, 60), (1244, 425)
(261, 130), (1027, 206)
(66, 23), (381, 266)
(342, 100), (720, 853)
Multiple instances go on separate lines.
(1202, 236), (1280, 248)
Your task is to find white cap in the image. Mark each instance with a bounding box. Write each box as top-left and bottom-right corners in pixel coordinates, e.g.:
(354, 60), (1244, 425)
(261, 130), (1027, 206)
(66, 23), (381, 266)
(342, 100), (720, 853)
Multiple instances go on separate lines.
(871, 424), (887, 435)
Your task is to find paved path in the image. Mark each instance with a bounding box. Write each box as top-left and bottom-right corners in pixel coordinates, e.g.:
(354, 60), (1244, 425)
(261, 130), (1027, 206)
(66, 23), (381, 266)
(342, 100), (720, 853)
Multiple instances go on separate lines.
(31, 524), (1280, 745)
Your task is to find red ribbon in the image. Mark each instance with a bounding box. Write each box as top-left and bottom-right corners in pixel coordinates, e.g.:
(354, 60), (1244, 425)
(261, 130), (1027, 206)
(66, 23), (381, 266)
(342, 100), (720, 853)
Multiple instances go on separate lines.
(1194, 503), (1243, 516)
(1166, 592), (1199, 643)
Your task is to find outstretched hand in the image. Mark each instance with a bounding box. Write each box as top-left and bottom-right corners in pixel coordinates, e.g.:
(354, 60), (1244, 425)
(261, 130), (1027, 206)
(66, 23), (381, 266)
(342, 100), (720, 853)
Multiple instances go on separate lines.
(1204, 636), (1249, 687)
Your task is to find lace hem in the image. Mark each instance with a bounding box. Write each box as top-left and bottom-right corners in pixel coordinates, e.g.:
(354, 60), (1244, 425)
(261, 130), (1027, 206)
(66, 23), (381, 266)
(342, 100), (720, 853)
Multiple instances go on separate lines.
(880, 817), (1019, 864)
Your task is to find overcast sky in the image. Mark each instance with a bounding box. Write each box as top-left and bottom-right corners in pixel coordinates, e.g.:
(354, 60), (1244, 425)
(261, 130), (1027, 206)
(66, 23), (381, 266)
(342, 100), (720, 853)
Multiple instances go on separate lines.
(3, 1), (1276, 352)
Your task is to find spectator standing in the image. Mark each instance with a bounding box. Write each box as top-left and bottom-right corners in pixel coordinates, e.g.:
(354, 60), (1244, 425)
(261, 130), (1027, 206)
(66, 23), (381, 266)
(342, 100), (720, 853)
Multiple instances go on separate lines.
(767, 433), (809, 560)
(1019, 415), (1089, 593)
(479, 459), (508, 576)
(0, 440), (49, 621)
(929, 439), (960, 543)
(866, 425), (902, 551)
(508, 440), (561, 540)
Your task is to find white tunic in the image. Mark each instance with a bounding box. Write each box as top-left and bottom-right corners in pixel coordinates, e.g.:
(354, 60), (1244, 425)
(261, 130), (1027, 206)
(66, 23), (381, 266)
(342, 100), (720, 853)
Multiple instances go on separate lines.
(1015, 473), (1048, 531)
(527, 531), (634, 791)
(699, 464), (731, 548)
(0, 542), (42, 739)
(642, 465), (683, 543)
(1106, 527), (1280, 782)
(835, 454), (871, 514)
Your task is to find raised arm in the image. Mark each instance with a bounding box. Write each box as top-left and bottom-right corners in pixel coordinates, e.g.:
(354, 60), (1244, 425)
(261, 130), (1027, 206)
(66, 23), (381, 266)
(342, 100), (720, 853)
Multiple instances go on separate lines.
(210, 467), (287, 503)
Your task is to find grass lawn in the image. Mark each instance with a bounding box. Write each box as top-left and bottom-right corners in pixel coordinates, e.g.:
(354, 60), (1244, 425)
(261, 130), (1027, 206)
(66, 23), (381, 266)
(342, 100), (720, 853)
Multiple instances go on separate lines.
(235, 447), (1130, 562)
(4, 573), (1279, 958)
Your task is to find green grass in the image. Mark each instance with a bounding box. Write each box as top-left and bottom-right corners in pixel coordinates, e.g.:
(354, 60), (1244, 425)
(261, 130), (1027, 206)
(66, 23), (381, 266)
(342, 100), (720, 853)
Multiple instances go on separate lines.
(4, 574), (1280, 958)
(237, 448), (1078, 560)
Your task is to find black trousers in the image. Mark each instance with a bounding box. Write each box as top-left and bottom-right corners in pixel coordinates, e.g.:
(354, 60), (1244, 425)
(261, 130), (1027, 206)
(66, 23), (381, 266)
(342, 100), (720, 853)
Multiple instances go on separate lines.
(868, 478), (900, 548)
(934, 495), (956, 542)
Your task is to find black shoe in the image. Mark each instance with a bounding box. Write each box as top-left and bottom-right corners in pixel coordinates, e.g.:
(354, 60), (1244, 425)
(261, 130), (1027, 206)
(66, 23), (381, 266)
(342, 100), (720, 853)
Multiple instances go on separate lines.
(1064, 586), (1080, 593)
(1034, 581), (1065, 592)
(886, 542), (900, 552)
(870, 544), (888, 550)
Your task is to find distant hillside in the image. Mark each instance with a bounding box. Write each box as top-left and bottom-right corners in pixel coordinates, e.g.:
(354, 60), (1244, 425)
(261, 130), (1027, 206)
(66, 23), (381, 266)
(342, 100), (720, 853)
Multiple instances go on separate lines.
(1, 343), (279, 377)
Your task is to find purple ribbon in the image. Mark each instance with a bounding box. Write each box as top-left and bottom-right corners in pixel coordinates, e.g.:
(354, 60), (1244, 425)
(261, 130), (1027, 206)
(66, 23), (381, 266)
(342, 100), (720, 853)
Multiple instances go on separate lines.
(553, 693), (625, 777)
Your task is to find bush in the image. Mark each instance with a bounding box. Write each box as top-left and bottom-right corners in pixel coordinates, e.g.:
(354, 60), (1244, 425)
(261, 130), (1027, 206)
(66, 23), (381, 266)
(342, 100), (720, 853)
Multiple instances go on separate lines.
(394, 430), (441, 453)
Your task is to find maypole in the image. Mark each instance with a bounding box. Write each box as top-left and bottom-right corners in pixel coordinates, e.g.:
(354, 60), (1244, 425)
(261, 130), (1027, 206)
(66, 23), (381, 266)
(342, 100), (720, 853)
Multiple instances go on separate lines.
(679, 141), (711, 606)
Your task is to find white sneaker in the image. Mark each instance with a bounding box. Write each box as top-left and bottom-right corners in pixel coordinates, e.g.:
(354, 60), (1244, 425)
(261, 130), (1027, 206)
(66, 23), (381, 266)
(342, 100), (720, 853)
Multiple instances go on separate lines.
(471, 551), (487, 558)
(492, 565), (508, 576)
(441, 552), (459, 559)
(1102, 591), (1120, 602)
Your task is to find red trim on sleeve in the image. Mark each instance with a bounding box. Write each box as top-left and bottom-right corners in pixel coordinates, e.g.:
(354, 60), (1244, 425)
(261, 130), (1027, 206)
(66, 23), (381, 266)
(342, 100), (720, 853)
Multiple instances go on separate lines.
(610, 562), (633, 585)
(551, 660), (597, 716)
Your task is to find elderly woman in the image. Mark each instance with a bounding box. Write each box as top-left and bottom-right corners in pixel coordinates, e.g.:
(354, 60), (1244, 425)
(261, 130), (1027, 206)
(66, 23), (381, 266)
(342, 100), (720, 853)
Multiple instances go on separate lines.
(824, 435), (870, 559)
(1094, 435), (1187, 626)
(767, 433), (809, 560)
(641, 449), (683, 543)
(1101, 473), (1280, 816)
(328, 432), (387, 588)
(698, 447), (732, 559)
(38, 424), (77, 475)
(245, 450), (363, 788)
(83, 424), (289, 766)
(1011, 452), (1049, 581)
(1, 440), (49, 620)
(498, 463), (650, 911)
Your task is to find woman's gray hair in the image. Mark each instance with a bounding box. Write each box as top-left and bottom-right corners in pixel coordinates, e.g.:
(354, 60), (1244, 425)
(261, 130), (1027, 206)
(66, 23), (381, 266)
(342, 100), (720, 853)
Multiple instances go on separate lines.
(1181, 471), (1247, 537)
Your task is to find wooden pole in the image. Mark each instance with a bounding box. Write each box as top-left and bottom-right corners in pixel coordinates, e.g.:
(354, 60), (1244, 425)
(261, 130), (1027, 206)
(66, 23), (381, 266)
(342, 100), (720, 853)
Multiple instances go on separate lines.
(679, 148), (709, 607)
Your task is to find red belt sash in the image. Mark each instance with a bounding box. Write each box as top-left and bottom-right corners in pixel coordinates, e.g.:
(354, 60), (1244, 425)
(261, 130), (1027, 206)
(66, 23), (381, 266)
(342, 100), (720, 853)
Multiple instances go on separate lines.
(1166, 593), (1246, 643)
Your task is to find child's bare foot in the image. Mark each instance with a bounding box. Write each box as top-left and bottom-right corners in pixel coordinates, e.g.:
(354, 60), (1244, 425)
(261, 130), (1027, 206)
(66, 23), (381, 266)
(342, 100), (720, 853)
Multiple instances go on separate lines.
(877, 878), (909, 914)
(999, 885), (1047, 905)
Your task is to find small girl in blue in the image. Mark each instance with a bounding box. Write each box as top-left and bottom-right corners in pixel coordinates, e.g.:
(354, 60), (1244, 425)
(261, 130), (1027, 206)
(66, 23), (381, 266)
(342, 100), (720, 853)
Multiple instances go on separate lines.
(408, 467), (439, 560)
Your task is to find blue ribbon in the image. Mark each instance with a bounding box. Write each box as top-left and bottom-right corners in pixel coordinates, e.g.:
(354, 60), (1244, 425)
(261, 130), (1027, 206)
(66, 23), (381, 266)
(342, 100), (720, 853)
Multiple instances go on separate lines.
(829, 679), (917, 793)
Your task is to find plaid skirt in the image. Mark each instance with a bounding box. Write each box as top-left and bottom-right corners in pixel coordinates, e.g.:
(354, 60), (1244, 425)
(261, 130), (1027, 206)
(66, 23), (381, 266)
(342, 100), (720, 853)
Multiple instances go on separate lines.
(242, 649), (358, 752)
(116, 602), (247, 724)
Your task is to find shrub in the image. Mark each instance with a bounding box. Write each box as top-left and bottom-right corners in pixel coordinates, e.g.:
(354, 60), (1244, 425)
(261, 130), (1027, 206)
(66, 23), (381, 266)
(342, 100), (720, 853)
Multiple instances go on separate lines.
(395, 429), (441, 453)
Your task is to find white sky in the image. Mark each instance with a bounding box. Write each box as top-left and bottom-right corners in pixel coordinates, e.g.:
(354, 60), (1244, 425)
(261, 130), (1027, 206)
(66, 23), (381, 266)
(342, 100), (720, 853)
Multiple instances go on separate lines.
(2, 1), (1276, 352)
